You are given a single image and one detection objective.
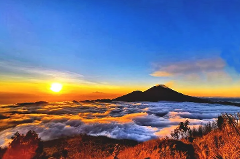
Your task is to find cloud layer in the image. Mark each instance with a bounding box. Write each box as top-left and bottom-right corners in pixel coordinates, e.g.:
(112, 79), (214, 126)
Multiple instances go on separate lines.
(1, 100), (240, 147)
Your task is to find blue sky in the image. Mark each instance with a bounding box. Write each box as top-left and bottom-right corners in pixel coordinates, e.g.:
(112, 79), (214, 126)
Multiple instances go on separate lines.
(0, 0), (240, 98)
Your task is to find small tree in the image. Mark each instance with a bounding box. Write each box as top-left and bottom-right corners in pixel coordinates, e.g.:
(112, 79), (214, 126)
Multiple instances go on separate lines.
(171, 120), (191, 140)
(171, 128), (180, 140)
(217, 116), (225, 130)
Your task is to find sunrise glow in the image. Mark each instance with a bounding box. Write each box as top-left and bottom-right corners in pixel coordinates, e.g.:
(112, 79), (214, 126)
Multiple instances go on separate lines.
(50, 83), (62, 92)
(1, 1), (240, 158)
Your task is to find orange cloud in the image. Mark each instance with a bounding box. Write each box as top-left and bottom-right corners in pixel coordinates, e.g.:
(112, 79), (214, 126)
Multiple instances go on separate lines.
(81, 112), (148, 124)
(164, 81), (175, 88)
(150, 71), (172, 77)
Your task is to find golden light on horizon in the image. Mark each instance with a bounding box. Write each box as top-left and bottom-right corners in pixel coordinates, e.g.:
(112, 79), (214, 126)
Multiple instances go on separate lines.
(50, 83), (63, 92)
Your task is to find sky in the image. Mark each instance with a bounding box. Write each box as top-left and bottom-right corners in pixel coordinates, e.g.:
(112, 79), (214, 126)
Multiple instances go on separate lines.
(0, 0), (240, 103)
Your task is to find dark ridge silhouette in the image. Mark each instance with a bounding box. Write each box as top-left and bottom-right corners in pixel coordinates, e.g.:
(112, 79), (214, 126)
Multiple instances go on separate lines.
(0, 114), (8, 120)
(113, 91), (144, 102)
(114, 84), (209, 103)
(72, 100), (79, 104)
(216, 101), (240, 107)
(81, 99), (112, 103)
(94, 99), (112, 103)
(17, 101), (48, 106)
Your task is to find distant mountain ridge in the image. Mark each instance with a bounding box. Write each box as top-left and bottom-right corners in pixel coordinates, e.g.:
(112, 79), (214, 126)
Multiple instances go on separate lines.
(114, 84), (209, 103)
(84, 84), (240, 107)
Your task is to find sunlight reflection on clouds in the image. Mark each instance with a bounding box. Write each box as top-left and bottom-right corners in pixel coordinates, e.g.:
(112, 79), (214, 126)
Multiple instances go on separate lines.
(0, 101), (240, 147)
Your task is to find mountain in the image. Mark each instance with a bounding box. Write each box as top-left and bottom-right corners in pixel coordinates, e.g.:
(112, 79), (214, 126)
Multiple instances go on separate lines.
(114, 84), (209, 103)
(114, 91), (144, 102)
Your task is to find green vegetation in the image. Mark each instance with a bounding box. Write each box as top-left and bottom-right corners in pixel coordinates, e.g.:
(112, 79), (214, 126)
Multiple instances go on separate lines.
(1, 114), (240, 159)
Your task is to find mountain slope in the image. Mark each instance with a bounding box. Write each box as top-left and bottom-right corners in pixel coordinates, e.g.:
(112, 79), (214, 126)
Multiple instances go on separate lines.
(114, 84), (209, 103)
(113, 91), (144, 102)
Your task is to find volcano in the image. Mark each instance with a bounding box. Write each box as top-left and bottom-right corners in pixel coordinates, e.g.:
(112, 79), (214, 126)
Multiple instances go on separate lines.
(114, 84), (209, 103)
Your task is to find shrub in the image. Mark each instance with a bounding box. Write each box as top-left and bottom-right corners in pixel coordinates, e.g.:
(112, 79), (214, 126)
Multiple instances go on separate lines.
(171, 120), (191, 140)
(2, 130), (43, 159)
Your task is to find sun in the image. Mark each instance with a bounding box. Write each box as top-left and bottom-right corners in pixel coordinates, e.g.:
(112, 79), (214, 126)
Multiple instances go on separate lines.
(50, 83), (62, 92)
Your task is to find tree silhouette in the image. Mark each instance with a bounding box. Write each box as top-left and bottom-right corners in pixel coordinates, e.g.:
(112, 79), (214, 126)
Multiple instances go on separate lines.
(3, 130), (43, 159)
(217, 115), (225, 130)
(171, 120), (191, 140)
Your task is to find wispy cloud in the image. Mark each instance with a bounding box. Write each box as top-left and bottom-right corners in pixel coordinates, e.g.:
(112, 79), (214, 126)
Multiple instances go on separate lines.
(150, 57), (237, 85)
(150, 71), (172, 77)
(205, 71), (232, 82)
(151, 58), (225, 77)
(0, 61), (96, 85)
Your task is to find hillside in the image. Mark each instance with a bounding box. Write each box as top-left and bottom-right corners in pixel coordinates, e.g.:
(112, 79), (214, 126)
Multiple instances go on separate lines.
(114, 84), (209, 103)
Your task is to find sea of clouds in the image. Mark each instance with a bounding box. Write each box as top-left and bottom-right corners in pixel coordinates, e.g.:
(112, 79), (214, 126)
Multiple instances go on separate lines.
(0, 101), (240, 147)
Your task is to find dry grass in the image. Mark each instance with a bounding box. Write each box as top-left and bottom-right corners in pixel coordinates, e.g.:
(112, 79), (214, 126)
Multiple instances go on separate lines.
(116, 139), (190, 159)
(42, 135), (138, 159)
(193, 114), (240, 159)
